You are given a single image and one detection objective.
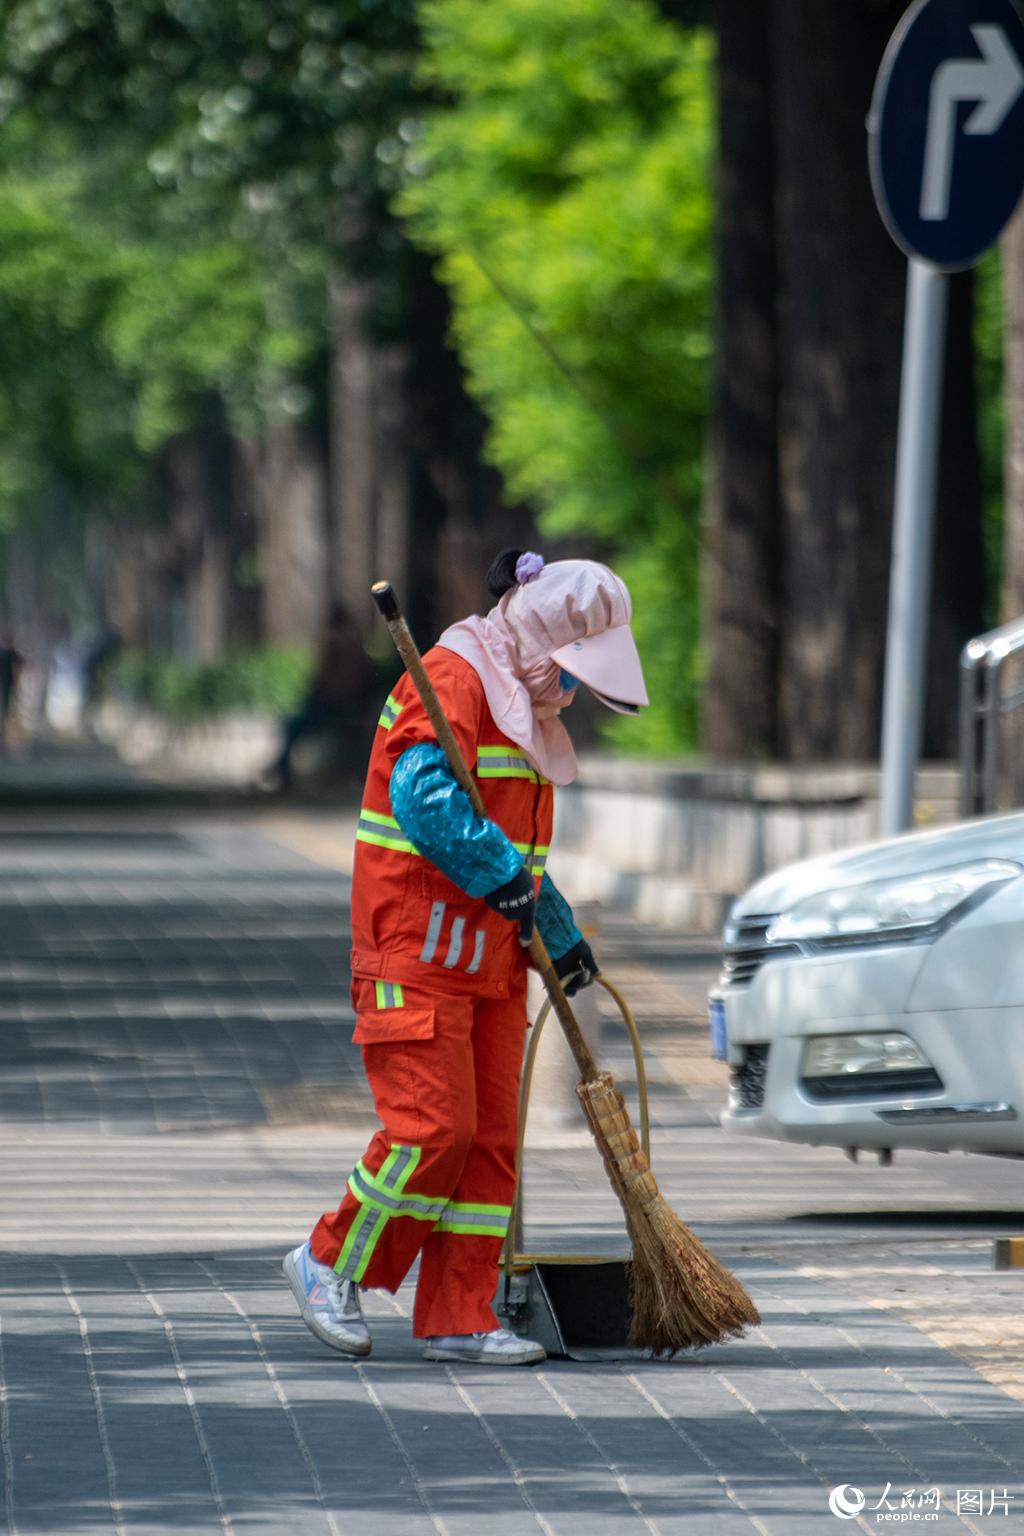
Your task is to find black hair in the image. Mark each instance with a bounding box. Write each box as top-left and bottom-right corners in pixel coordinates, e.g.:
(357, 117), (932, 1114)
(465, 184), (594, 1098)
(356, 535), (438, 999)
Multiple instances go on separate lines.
(486, 548), (526, 600)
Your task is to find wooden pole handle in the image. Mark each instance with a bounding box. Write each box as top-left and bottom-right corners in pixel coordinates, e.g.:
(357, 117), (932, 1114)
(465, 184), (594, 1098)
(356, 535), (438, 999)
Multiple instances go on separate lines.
(371, 580), (598, 1081)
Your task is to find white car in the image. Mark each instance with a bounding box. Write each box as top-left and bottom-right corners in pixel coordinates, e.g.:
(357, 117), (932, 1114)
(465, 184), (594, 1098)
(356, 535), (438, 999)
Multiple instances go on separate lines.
(709, 811), (1024, 1158)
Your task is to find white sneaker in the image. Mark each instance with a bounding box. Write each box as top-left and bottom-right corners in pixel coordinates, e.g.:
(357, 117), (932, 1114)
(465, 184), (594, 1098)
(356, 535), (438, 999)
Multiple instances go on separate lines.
(283, 1242), (371, 1357)
(422, 1327), (546, 1365)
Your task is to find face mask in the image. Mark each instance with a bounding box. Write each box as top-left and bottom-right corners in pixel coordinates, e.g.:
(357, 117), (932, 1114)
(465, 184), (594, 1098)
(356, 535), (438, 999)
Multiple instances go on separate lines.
(529, 662), (577, 719)
(531, 668), (578, 719)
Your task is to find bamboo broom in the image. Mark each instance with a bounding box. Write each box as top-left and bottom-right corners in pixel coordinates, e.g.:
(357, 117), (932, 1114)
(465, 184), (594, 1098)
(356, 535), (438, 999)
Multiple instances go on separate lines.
(371, 580), (759, 1352)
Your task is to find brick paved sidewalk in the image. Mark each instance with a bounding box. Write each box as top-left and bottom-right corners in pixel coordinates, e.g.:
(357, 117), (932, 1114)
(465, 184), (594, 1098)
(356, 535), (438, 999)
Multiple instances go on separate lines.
(5, 1247), (1024, 1535)
(2, 813), (1024, 1534)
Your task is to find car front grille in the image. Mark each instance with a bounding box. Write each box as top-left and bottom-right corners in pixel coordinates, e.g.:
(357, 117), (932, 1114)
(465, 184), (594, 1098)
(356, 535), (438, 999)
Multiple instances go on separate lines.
(729, 1044), (770, 1110)
(720, 914), (800, 988)
(801, 1067), (944, 1102)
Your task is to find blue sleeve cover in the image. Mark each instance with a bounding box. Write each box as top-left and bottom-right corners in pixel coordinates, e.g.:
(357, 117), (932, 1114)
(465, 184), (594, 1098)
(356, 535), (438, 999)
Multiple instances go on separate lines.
(389, 742), (523, 898)
(536, 872), (582, 961)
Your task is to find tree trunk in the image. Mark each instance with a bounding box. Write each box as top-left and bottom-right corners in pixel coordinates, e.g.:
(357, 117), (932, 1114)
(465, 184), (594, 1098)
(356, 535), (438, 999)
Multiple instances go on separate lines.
(374, 341), (412, 605)
(403, 247), (538, 640)
(192, 525), (230, 661)
(329, 267), (378, 630)
(771, 0), (907, 761)
(163, 435), (224, 661)
(240, 422), (329, 647)
(326, 232), (527, 651)
(101, 514), (156, 650)
(163, 395), (237, 662)
(702, 0), (781, 759)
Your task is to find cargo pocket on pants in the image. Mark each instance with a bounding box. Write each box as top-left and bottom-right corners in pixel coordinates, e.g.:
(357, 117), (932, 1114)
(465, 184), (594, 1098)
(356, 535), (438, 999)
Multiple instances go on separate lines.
(352, 979), (436, 1045)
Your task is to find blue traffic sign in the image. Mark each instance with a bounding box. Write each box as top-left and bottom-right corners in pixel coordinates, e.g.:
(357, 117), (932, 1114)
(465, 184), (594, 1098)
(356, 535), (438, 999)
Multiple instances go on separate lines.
(869, 0), (1024, 268)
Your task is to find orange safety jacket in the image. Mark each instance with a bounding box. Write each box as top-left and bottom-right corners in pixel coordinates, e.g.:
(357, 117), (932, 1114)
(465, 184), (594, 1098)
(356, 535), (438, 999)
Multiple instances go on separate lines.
(350, 647), (553, 1005)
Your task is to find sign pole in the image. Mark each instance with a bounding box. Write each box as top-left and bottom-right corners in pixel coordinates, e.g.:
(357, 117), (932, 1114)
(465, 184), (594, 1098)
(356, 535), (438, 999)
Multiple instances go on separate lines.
(870, 0), (1024, 831)
(879, 255), (949, 835)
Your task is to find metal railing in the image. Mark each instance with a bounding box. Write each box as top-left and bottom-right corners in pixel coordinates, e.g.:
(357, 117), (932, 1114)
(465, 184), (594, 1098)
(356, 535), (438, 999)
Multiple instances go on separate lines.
(959, 615), (1024, 816)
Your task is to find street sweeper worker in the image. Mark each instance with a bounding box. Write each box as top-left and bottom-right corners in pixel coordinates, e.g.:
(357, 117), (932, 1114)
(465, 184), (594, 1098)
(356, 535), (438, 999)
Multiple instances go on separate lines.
(284, 548), (648, 1365)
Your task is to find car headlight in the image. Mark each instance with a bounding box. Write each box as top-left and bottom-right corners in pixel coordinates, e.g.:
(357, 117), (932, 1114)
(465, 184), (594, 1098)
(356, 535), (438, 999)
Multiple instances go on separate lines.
(767, 859), (1020, 945)
(802, 1032), (931, 1077)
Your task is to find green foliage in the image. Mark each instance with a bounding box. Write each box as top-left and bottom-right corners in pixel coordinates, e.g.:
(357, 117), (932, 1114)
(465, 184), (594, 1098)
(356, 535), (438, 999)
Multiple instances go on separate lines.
(107, 238), (314, 448)
(114, 646), (312, 719)
(0, 0), (423, 329)
(0, 0), (422, 547)
(0, 172), (138, 527)
(401, 0), (714, 749)
(0, 119), (320, 531)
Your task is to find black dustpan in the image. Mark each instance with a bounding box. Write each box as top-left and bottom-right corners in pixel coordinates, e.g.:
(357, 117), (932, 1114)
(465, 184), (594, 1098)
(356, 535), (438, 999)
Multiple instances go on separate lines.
(498, 1253), (657, 1361)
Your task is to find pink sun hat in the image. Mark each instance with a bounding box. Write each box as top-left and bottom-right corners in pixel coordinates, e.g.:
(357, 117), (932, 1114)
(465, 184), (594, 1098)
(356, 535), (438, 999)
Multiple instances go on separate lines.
(504, 557), (649, 713)
(550, 622), (648, 714)
(438, 552), (648, 783)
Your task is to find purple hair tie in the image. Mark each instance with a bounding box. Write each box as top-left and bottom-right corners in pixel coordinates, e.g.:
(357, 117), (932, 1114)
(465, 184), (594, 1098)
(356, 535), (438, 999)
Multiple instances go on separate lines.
(515, 551), (545, 584)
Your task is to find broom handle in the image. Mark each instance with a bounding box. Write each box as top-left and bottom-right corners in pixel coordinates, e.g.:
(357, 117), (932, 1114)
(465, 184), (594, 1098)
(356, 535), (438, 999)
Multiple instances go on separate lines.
(371, 580), (599, 1082)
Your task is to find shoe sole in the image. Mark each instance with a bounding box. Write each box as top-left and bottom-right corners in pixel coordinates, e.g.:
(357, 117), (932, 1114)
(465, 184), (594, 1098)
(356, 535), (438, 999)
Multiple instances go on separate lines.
(422, 1342), (546, 1365)
(282, 1252), (372, 1358)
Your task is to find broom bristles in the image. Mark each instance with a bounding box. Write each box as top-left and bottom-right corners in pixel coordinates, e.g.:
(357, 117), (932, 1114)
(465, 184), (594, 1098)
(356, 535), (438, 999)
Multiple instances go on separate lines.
(576, 1071), (760, 1354)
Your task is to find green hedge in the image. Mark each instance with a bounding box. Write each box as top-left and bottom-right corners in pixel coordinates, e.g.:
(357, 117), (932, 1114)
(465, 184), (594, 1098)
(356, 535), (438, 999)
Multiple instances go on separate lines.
(113, 647), (312, 721)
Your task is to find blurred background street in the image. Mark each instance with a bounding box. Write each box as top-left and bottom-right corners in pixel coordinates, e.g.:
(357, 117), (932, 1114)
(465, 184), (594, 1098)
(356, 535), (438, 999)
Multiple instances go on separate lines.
(2, 0), (1024, 1529)
(3, 772), (1024, 1533)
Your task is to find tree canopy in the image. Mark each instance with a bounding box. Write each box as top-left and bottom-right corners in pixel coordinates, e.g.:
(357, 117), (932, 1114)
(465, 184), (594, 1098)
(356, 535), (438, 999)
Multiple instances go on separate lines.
(403, 0), (714, 747)
(0, 122), (316, 536)
(0, 0), (1009, 761)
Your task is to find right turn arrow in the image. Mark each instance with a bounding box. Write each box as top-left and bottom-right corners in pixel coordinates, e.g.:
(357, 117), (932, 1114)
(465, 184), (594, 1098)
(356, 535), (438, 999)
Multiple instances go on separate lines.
(920, 23), (1024, 220)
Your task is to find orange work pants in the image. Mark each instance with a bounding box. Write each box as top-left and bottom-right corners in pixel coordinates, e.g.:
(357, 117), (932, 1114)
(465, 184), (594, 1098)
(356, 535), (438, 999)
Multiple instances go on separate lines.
(311, 981), (527, 1337)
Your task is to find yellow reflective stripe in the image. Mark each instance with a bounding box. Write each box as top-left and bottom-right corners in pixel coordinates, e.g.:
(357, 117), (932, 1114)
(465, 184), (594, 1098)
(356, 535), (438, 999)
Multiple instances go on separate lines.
(377, 693), (403, 730)
(345, 1187), (434, 1223)
(346, 1151), (449, 1223)
(337, 1145), (428, 1282)
(434, 1201), (512, 1237)
(356, 807), (421, 856)
(445, 1200), (511, 1216)
(346, 1185), (444, 1224)
(434, 1219), (509, 1236)
(335, 1144), (402, 1278)
(354, 1151), (440, 1205)
(476, 753), (532, 766)
(356, 1147), (414, 1186)
(356, 829), (420, 853)
(374, 980), (405, 1009)
(434, 1198), (512, 1235)
(477, 747), (538, 763)
(475, 745), (548, 782)
(337, 1204), (383, 1281)
(512, 842), (549, 877)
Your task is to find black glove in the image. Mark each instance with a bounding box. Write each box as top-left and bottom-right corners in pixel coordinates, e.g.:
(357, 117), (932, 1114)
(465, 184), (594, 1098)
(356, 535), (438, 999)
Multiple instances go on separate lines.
(554, 938), (599, 997)
(484, 867), (536, 947)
